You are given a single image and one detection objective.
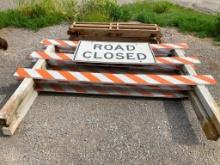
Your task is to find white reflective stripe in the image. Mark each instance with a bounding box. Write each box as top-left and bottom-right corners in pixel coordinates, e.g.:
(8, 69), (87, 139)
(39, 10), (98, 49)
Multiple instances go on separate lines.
(165, 43), (179, 48)
(165, 58), (183, 64)
(171, 57), (199, 64)
(64, 53), (73, 59)
(156, 58), (180, 64)
(28, 69), (42, 79)
(179, 43), (187, 47)
(70, 72), (90, 81)
(48, 70), (66, 80)
(31, 52), (41, 58)
(45, 52), (62, 60)
(150, 92), (162, 97)
(150, 44), (161, 49)
(185, 57), (200, 63)
(64, 40), (76, 47)
(48, 39), (60, 45)
(189, 76), (211, 84)
(113, 74), (136, 84)
(136, 75), (160, 84)
(159, 75), (183, 84)
(91, 73), (113, 83)
(41, 39), (52, 45)
(48, 52), (73, 60)
(40, 39), (44, 44)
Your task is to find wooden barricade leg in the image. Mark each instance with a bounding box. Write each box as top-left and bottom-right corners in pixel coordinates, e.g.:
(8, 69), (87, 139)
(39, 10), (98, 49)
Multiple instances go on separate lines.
(174, 49), (220, 140)
(0, 59), (46, 135)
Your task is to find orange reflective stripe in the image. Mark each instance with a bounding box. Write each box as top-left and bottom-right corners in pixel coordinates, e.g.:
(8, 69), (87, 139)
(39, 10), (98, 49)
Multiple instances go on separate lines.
(104, 73), (124, 84)
(195, 75), (217, 84)
(56, 40), (68, 47)
(58, 53), (71, 60)
(16, 68), (32, 78)
(36, 69), (54, 79)
(81, 72), (101, 82)
(172, 75), (196, 85)
(148, 75), (173, 84)
(42, 39), (51, 45)
(173, 57), (195, 64)
(156, 57), (172, 64)
(59, 71), (77, 81)
(125, 74), (146, 84)
(37, 51), (50, 59)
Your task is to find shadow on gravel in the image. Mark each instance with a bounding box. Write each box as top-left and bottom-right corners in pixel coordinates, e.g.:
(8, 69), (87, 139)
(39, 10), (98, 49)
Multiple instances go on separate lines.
(0, 83), (18, 109)
(163, 100), (200, 145)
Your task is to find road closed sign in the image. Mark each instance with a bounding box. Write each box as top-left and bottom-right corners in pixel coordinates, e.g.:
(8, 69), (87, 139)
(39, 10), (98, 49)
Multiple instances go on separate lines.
(73, 41), (156, 65)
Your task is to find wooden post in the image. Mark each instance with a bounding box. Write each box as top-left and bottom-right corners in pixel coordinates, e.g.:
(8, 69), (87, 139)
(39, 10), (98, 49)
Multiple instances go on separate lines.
(174, 49), (220, 140)
(0, 59), (46, 135)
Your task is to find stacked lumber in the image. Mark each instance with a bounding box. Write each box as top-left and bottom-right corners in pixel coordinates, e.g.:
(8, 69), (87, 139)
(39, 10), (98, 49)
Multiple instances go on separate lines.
(68, 22), (162, 43)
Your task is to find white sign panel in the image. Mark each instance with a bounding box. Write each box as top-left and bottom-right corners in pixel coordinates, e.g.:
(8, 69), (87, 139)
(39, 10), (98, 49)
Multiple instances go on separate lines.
(73, 41), (156, 65)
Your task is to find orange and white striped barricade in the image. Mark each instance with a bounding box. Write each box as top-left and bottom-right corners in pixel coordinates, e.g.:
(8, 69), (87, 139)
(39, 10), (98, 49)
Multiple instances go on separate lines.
(40, 39), (189, 57)
(2, 38), (219, 140)
(14, 68), (216, 86)
(29, 50), (198, 71)
(35, 83), (187, 99)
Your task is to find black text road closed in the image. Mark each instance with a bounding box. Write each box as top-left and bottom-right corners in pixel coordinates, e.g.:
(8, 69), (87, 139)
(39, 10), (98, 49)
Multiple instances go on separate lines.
(73, 41), (156, 64)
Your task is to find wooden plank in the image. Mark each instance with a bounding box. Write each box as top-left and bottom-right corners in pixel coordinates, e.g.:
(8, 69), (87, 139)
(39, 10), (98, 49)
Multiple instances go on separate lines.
(72, 22), (157, 27)
(2, 87), (37, 135)
(0, 59), (46, 128)
(69, 36), (157, 42)
(68, 28), (159, 33)
(188, 91), (218, 140)
(174, 49), (220, 140)
(68, 22), (162, 41)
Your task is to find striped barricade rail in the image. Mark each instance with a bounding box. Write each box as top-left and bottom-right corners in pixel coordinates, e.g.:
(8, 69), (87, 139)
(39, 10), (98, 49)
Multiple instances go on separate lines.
(46, 64), (180, 75)
(30, 51), (198, 71)
(30, 51), (200, 65)
(35, 80), (192, 91)
(36, 83), (187, 99)
(40, 39), (189, 56)
(41, 39), (189, 50)
(46, 60), (182, 71)
(14, 68), (216, 86)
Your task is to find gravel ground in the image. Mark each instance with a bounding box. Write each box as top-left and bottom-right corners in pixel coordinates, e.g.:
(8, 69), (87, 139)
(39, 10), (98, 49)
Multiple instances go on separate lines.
(0, 24), (220, 164)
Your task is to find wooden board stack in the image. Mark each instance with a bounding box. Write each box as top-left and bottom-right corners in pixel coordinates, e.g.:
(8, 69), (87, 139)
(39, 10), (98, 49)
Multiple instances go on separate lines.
(0, 22), (220, 141)
(68, 22), (162, 43)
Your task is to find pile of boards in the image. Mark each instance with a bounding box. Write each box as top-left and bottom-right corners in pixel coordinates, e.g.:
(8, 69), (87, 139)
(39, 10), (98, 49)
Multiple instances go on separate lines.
(0, 22), (220, 141)
(68, 22), (162, 43)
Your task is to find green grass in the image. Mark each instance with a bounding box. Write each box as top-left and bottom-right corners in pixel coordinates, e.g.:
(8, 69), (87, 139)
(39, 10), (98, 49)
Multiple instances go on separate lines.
(0, 0), (219, 40)
(118, 1), (219, 39)
(0, 0), (76, 30)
